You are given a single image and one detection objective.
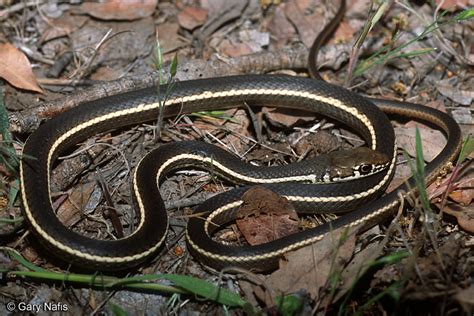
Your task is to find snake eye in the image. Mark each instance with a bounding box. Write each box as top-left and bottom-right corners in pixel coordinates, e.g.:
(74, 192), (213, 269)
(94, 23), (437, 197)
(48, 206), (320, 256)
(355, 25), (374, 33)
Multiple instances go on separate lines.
(359, 164), (373, 174)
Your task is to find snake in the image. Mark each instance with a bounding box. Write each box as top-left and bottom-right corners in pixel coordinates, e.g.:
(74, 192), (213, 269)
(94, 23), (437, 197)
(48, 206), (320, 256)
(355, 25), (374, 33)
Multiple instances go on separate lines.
(19, 0), (462, 271)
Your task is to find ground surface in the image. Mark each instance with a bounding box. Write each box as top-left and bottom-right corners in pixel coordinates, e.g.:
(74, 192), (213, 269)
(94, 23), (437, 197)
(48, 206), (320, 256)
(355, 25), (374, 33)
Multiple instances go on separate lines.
(0, 0), (473, 315)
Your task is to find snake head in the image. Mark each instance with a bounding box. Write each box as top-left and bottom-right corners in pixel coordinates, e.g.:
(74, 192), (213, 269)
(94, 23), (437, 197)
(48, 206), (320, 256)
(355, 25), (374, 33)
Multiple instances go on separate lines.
(325, 147), (390, 182)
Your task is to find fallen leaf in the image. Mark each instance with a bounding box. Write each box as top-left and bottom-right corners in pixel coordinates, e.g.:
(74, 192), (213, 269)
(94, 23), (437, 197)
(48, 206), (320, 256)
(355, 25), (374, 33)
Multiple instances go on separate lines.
(443, 205), (474, 234)
(435, 0), (468, 11)
(236, 187), (299, 245)
(40, 12), (87, 43)
(267, 4), (296, 48)
(293, 130), (340, 157)
(0, 43), (42, 93)
(199, 0), (248, 37)
(218, 38), (254, 57)
(238, 29), (270, 52)
(436, 77), (473, 105)
(218, 29), (269, 56)
(90, 66), (123, 81)
(333, 21), (354, 43)
(258, 226), (358, 302)
(284, 1), (317, 48)
(156, 22), (187, 54)
(238, 186), (297, 218)
(448, 175), (474, 205)
(70, 18), (155, 70)
(394, 126), (446, 162)
(201, 0), (247, 17)
(262, 107), (315, 128)
(237, 213), (299, 245)
(331, 239), (385, 303)
(79, 0), (157, 21)
(177, 6), (208, 30)
(451, 107), (473, 125)
(57, 181), (98, 227)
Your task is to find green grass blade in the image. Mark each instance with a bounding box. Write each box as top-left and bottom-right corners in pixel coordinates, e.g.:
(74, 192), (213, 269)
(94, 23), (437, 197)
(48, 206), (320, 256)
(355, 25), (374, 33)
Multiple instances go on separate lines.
(108, 303), (129, 316)
(354, 280), (405, 316)
(414, 128), (431, 213)
(338, 251), (409, 316)
(1, 248), (247, 308)
(1, 248), (47, 272)
(170, 53), (178, 78)
(454, 8), (474, 21)
(157, 274), (247, 308)
(457, 136), (473, 164)
(275, 294), (303, 316)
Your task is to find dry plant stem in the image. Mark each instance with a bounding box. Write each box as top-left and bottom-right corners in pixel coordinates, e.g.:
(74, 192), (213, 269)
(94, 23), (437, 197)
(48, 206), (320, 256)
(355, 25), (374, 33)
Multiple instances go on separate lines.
(51, 143), (106, 192)
(48, 52), (74, 78)
(0, 1), (37, 21)
(432, 1), (470, 66)
(244, 103), (263, 143)
(439, 161), (469, 214)
(36, 78), (99, 86)
(96, 170), (123, 238)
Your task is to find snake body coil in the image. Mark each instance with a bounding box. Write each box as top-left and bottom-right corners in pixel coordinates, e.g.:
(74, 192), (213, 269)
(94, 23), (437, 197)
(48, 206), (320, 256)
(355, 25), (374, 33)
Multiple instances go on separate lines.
(20, 75), (461, 271)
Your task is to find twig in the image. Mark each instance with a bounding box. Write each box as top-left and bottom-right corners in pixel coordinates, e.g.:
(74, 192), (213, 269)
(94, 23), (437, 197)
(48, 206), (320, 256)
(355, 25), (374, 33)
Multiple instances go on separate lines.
(0, 1), (38, 21)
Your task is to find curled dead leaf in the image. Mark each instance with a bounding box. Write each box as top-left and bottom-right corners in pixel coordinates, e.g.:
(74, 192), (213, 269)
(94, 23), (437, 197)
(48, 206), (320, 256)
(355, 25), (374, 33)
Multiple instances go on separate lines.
(394, 126), (446, 162)
(258, 226), (358, 302)
(0, 43), (42, 93)
(177, 6), (208, 30)
(236, 187), (299, 245)
(443, 205), (474, 234)
(79, 0), (157, 21)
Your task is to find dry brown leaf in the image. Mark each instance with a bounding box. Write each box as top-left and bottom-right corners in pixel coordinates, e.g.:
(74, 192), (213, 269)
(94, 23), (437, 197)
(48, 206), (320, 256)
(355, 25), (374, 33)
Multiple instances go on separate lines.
(237, 214), (299, 245)
(394, 126), (446, 162)
(262, 107), (314, 128)
(436, 78), (473, 105)
(331, 239), (385, 303)
(199, 0), (248, 37)
(218, 39), (254, 57)
(70, 17), (155, 70)
(56, 181), (97, 227)
(40, 12), (87, 43)
(449, 189), (474, 205)
(0, 43), (42, 93)
(238, 186), (297, 218)
(443, 206), (474, 234)
(259, 226), (358, 301)
(293, 130), (340, 157)
(156, 22), (187, 54)
(449, 177), (474, 205)
(79, 0), (157, 21)
(284, 1), (317, 48)
(236, 187), (299, 245)
(436, 0), (468, 11)
(177, 6), (208, 30)
(90, 66), (123, 81)
(238, 30), (269, 53)
(267, 4), (296, 48)
(333, 21), (354, 43)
